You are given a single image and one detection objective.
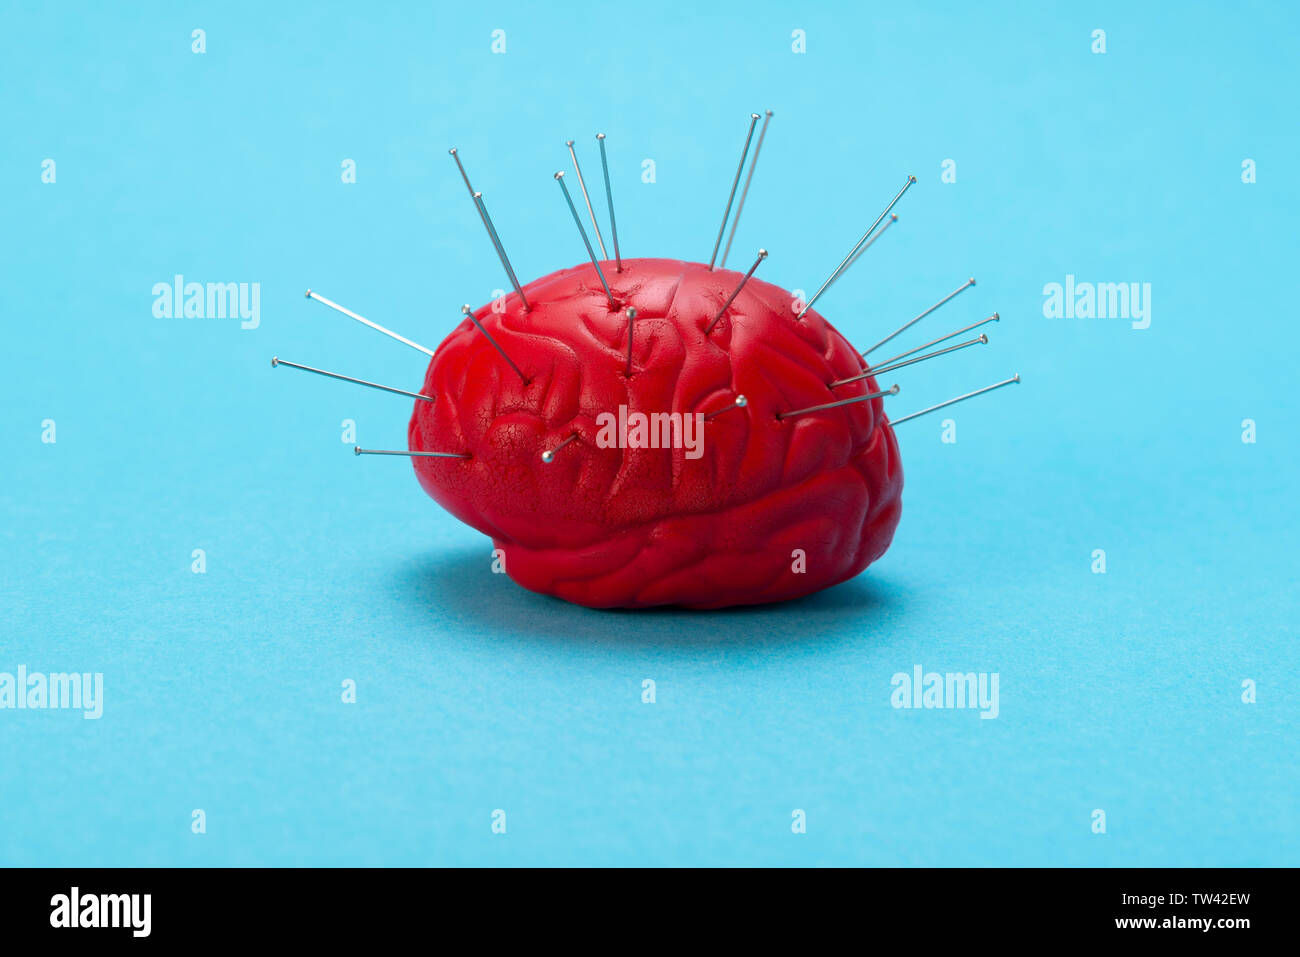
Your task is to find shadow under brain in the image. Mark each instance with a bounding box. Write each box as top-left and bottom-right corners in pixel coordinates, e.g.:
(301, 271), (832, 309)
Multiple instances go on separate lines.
(390, 543), (904, 653)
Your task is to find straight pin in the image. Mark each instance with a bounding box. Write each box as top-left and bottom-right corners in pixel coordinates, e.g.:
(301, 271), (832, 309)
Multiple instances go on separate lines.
(813, 215), (899, 305)
(708, 112), (762, 270)
(271, 356), (434, 402)
(829, 335), (988, 388)
(889, 375), (1021, 426)
(704, 394), (748, 421)
(461, 305), (527, 383)
(473, 191), (530, 311)
(838, 213), (897, 281)
(304, 290), (434, 356)
(861, 278), (976, 357)
(704, 249), (767, 334)
(797, 175), (917, 319)
(874, 312), (1000, 368)
(596, 133), (622, 272)
(777, 384), (899, 421)
(625, 307), (637, 377)
(720, 109), (772, 269)
(555, 171), (617, 309)
(356, 447), (470, 459)
(566, 139), (608, 260)
(541, 432), (579, 463)
(448, 148), (530, 310)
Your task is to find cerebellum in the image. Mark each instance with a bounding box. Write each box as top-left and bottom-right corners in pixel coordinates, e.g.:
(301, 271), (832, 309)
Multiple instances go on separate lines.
(408, 257), (903, 609)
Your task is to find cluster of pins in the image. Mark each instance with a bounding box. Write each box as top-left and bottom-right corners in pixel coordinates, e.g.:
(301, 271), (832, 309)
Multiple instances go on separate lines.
(274, 114), (1018, 464)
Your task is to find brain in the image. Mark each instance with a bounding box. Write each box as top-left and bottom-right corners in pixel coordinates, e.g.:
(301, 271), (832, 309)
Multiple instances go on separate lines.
(408, 257), (903, 609)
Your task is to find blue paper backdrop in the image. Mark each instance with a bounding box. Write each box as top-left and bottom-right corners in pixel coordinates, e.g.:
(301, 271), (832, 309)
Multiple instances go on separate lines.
(1, 1), (1296, 865)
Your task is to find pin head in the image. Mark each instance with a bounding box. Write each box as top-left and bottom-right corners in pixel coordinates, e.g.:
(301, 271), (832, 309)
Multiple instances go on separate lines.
(554, 171), (564, 180)
(541, 450), (555, 463)
(758, 248), (768, 259)
(304, 289), (311, 298)
(735, 395), (748, 407)
(596, 132), (606, 140)
(271, 356), (279, 367)
(565, 139), (575, 147)
(354, 446), (362, 455)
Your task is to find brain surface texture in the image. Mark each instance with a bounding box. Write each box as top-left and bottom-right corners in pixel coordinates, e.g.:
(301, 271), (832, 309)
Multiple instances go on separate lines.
(408, 257), (903, 609)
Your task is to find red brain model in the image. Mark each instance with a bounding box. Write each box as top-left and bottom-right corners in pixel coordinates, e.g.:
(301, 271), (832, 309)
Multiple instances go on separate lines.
(408, 257), (902, 609)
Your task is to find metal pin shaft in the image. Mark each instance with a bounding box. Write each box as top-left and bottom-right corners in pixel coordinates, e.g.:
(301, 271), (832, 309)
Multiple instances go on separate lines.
(708, 113), (761, 270)
(704, 395), (748, 421)
(555, 172), (616, 308)
(448, 148), (530, 310)
(596, 133), (622, 271)
(461, 305), (527, 383)
(777, 384), (899, 421)
(830, 335), (988, 388)
(889, 375), (1021, 426)
(874, 313), (1000, 368)
(797, 175), (917, 319)
(862, 278), (976, 357)
(720, 109), (772, 269)
(271, 356), (434, 402)
(304, 290), (434, 356)
(839, 213), (897, 281)
(704, 249), (767, 334)
(541, 433), (579, 463)
(355, 447), (470, 459)
(625, 307), (637, 377)
(567, 139), (607, 260)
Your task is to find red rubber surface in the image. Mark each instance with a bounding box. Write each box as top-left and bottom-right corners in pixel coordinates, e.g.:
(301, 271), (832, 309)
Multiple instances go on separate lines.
(408, 257), (902, 609)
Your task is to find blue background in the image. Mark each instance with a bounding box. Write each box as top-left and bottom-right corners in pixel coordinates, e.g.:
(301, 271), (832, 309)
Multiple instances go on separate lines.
(2, 1), (1296, 866)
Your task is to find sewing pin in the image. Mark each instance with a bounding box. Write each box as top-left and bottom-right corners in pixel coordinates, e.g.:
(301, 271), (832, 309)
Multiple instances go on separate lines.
(541, 432), (580, 463)
(704, 249), (767, 334)
(777, 384), (899, 421)
(625, 307), (637, 377)
(567, 139), (608, 260)
(720, 109), (772, 269)
(596, 133), (622, 271)
(355, 447), (470, 459)
(271, 356), (434, 402)
(861, 278), (976, 357)
(708, 113), (761, 270)
(461, 305), (527, 383)
(304, 290), (434, 356)
(448, 148), (530, 310)
(704, 395), (748, 421)
(555, 171), (616, 308)
(829, 335), (988, 389)
(889, 375), (1021, 425)
(797, 175), (917, 319)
